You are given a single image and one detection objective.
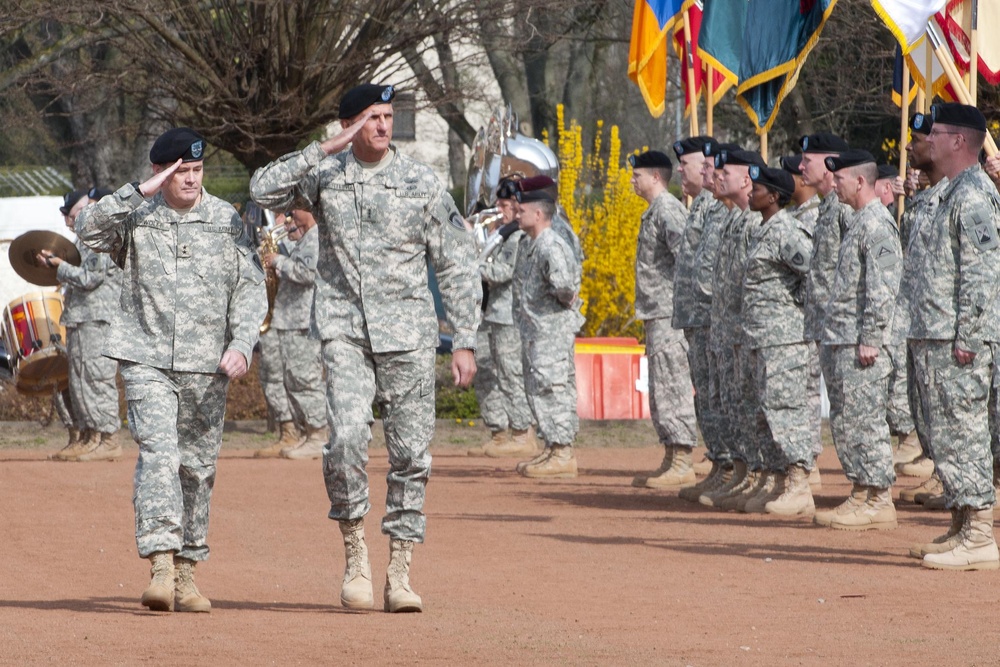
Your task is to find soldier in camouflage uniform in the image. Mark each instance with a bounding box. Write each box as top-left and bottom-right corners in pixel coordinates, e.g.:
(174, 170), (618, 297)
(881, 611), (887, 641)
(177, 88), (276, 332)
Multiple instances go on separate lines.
(511, 184), (585, 479)
(907, 104), (1000, 570)
(737, 165), (815, 517)
(623, 150), (698, 490)
(663, 136), (725, 491)
(469, 178), (537, 459)
(255, 209), (330, 460)
(78, 127), (268, 613)
(815, 151), (903, 530)
(250, 84), (481, 612)
(699, 149), (764, 510)
(679, 141), (742, 503)
(42, 188), (123, 462)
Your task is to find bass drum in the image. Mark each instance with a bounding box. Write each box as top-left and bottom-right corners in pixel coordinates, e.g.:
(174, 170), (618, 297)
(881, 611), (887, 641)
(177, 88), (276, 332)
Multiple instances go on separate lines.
(1, 291), (69, 395)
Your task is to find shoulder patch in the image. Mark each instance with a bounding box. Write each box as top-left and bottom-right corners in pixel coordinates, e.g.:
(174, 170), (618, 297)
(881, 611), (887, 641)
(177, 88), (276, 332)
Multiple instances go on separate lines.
(970, 220), (1000, 252)
(449, 211), (467, 231)
(874, 241), (900, 268)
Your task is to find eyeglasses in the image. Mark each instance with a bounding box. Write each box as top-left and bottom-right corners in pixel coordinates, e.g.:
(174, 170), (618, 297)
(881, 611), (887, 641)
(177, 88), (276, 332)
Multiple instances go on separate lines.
(928, 129), (963, 138)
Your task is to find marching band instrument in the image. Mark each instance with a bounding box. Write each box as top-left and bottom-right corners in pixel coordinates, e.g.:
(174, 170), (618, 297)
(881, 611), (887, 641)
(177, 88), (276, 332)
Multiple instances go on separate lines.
(1, 291), (69, 395)
(243, 202), (284, 334)
(8, 231), (81, 286)
(468, 207), (502, 253)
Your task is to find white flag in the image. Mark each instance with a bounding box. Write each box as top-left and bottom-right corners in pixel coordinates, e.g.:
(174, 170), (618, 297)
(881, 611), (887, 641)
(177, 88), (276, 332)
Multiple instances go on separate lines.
(872, 0), (947, 53)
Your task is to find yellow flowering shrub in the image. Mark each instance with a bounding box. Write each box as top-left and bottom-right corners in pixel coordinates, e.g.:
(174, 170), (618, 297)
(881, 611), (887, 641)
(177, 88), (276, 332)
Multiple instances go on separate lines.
(554, 105), (647, 340)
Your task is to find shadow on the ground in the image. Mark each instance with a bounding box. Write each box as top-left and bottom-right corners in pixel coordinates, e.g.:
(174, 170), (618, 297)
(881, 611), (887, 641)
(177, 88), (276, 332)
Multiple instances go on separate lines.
(435, 513), (554, 523)
(0, 596), (366, 615)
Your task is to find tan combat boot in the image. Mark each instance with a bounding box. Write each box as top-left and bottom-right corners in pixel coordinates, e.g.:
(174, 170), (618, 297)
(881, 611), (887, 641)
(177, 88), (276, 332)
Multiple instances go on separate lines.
(896, 454), (934, 478)
(828, 487), (898, 531)
(814, 484), (869, 527)
(140, 551), (176, 611)
(808, 466), (822, 490)
(174, 557), (211, 612)
(486, 427), (539, 459)
(693, 454), (713, 476)
(54, 429), (98, 462)
(50, 427), (83, 461)
(255, 421), (301, 458)
(893, 430), (922, 465)
(77, 431), (123, 462)
(700, 459), (747, 507)
(764, 465), (814, 516)
(923, 493), (948, 511)
(909, 507), (967, 559)
(632, 445), (672, 487)
(900, 474), (942, 503)
(742, 472), (784, 513)
(468, 430), (507, 457)
(646, 446), (695, 489)
(718, 469), (760, 511)
(339, 518), (374, 609)
(516, 447), (551, 474)
(923, 508), (1000, 571)
(679, 461), (726, 502)
(522, 444), (578, 479)
(282, 425), (328, 460)
(384, 539), (423, 613)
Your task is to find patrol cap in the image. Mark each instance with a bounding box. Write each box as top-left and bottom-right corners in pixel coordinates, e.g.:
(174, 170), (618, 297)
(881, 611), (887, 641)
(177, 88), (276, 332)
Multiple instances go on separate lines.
(673, 135), (714, 159)
(799, 132), (849, 154)
(149, 128), (206, 164)
(715, 149), (765, 169)
(628, 150), (672, 169)
(824, 149), (876, 172)
(518, 175), (557, 193)
(910, 112), (932, 135)
(749, 165), (795, 197)
(779, 155), (803, 175)
(876, 164), (899, 181)
(339, 83), (395, 119)
(59, 190), (88, 216)
(705, 141), (740, 159)
(930, 102), (987, 132)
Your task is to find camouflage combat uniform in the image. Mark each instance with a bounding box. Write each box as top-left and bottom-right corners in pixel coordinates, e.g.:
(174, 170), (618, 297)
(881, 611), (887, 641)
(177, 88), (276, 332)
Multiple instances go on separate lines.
(711, 206), (761, 467)
(742, 208), (814, 472)
(258, 329), (292, 423)
(672, 190), (725, 458)
(250, 144), (481, 542)
(270, 224), (327, 430)
(908, 165), (1000, 510)
(513, 227), (584, 448)
(788, 194), (824, 457)
(78, 184), (267, 560)
(896, 179), (948, 460)
(57, 239), (122, 435)
(822, 198), (902, 490)
(636, 190), (697, 449)
(476, 228), (532, 433)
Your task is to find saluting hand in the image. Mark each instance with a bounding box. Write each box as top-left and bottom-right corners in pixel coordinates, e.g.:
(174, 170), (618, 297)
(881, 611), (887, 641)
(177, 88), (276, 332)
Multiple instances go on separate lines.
(320, 110), (374, 156)
(137, 158), (183, 198)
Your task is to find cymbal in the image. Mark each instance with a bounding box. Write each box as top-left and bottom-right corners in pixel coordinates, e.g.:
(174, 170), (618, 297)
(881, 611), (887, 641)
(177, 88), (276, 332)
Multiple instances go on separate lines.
(8, 230), (81, 286)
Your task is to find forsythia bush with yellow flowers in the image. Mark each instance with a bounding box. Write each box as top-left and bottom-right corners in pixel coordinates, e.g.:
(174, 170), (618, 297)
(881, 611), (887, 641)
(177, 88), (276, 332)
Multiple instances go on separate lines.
(551, 104), (648, 340)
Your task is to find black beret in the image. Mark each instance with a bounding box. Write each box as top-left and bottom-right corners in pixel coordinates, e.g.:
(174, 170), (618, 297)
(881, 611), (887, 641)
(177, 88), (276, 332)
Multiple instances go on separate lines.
(824, 149), (876, 172)
(749, 165), (795, 197)
(59, 190), (88, 216)
(149, 128), (206, 164)
(910, 112), (932, 135)
(628, 150), (673, 169)
(88, 186), (114, 200)
(519, 175), (557, 193)
(931, 102), (987, 132)
(876, 164), (899, 180)
(339, 83), (395, 119)
(517, 189), (555, 204)
(705, 141), (740, 159)
(496, 177), (520, 201)
(673, 135), (714, 159)
(779, 155), (803, 175)
(715, 149), (765, 169)
(799, 132), (849, 154)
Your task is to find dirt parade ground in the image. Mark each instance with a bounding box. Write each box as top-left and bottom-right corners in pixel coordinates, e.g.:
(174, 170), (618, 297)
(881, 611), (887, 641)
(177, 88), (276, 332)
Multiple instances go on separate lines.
(0, 419), (997, 666)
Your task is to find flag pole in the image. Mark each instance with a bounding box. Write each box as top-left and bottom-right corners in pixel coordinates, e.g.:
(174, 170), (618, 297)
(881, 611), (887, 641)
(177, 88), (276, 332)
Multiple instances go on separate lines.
(682, 10), (700, 135)
(924, 37), (933, 113)
(760, 131), (768, 163)
(897, 58), (910, 225)
(706, 64), (714, 135)
(970, 0), (979, 104)
(927, 22), (997, 155)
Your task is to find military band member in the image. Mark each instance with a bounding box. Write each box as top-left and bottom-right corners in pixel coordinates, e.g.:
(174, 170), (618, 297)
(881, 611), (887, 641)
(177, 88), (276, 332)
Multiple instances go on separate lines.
(250, 83), (481, 612)
(79, 127), (268, 612)
(627, 150), (697, 489)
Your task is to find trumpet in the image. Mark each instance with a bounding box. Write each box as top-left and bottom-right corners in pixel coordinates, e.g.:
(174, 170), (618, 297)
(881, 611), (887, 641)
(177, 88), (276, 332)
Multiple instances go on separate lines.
(257, 221), (290, 335)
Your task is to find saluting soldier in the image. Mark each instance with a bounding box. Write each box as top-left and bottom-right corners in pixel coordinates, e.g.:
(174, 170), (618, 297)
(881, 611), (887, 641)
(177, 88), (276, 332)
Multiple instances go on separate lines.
(250, 83), (481, 612)
(78, 127), (268, 613)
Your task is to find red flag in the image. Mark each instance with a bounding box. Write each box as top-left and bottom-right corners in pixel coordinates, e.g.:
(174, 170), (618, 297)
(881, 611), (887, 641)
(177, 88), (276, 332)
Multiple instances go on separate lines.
(672, 4), (732, 118)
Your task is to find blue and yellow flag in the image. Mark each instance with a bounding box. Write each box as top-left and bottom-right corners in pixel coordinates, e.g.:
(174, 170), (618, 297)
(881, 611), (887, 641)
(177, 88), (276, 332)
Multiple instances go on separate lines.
(696, 0), (745, 87)
(628, 0), (687, 117)
(734, 0), (837, 133)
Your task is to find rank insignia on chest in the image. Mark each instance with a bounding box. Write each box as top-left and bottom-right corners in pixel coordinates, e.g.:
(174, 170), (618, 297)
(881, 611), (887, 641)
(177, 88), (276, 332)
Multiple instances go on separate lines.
(177, 243), (192, 258)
